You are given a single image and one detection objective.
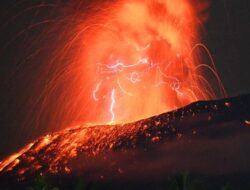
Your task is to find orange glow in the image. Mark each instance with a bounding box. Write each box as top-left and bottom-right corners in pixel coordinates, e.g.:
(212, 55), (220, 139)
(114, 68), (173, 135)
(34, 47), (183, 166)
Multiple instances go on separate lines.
(0, 0), (228, 180)
(0, 122), (161, 177)
(44, 0), (223, 125)
(19, 0), (226, 130)
(0, 143), (33, 172)
(81, 0), (204, 123)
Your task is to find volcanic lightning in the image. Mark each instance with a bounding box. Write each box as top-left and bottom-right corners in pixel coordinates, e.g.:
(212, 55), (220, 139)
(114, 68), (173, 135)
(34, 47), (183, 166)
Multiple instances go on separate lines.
(0, 0), (230, 183)
(110, 88), (116, 123)
(77, 0), (224, 123)
(7, 0), (224, 127)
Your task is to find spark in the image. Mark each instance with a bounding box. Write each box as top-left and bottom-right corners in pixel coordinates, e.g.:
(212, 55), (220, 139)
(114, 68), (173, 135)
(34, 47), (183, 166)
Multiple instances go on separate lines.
(245, 120), (250, 125)
(37, 0), (224, 124)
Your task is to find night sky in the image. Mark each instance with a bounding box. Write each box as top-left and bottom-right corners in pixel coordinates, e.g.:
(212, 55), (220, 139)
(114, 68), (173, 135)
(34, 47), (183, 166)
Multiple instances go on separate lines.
(0, 0), (250, 159)
(205, 0), (250, 96)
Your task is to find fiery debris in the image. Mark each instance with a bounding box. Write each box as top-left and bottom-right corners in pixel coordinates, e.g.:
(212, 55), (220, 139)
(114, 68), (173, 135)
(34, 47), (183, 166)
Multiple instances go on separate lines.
(0, 94), (249, 182)
(17, 0), (225, 131)
(245, 120), (250, 125)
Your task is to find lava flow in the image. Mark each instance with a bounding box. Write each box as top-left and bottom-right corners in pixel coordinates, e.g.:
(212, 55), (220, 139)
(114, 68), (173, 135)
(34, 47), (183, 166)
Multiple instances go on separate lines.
(1, 94), (250, 183)
(0, 0), (228, 185)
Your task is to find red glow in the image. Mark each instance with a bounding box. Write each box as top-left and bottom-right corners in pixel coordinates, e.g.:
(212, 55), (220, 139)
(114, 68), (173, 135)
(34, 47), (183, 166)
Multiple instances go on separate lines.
(0, 0), (228, 179)
(32, 0), (224, 127)
(73, 0), (219, 123)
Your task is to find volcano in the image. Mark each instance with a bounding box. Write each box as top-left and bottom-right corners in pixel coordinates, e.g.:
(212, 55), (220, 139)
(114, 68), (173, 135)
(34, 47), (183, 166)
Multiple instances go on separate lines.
(1, 94), (250, 189)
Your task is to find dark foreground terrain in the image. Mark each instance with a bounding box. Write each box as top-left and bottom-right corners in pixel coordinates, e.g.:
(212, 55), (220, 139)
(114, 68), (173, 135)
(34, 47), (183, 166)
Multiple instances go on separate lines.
(0, 94), (250, 190)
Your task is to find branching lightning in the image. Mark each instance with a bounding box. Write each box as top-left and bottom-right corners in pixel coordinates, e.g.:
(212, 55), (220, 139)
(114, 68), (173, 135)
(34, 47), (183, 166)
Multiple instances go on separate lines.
(10, 0), (225, 126)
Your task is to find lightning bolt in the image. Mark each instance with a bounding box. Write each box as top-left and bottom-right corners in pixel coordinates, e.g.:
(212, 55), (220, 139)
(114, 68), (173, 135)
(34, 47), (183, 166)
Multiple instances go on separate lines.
(110, 88), (116, 124)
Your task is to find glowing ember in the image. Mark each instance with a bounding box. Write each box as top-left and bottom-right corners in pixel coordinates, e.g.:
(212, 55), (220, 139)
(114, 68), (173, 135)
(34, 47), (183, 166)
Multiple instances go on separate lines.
(34, 0), (224, 127)
(245, 120), (250, 125)
(1, 94), (250, 181)
(83, 0), (213, 123)
(0, 0), (229, 182)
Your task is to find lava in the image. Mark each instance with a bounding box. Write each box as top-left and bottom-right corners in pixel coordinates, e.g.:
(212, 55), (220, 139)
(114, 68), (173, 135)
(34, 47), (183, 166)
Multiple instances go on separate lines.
(0, 0), (229, 184)
(0, 94), (249, 182)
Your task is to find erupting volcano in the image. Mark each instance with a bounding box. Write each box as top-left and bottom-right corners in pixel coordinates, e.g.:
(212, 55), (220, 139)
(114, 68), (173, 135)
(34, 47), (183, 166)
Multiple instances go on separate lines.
(74, 0), (224, 124)
(3, 0), (249, 189)
(85, 0), (210, 123)
(24, 0), (224, 127)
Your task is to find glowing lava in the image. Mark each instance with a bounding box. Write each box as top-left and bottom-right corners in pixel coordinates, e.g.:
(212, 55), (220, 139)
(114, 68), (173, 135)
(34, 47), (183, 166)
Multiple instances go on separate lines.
(1, 94), (250, 180)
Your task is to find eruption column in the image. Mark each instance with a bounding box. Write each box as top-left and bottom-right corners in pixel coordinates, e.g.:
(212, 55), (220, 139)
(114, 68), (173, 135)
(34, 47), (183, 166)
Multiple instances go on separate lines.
(18, 0), (224, 128)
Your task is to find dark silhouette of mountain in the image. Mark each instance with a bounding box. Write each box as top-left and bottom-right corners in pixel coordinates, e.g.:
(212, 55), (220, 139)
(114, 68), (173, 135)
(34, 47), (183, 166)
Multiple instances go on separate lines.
(1, 94), (250, 189)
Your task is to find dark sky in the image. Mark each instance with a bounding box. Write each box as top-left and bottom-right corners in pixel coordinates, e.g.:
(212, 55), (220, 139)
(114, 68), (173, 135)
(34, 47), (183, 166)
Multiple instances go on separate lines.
(0, 0), (250, 159)
(205, 0), (250, 96)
